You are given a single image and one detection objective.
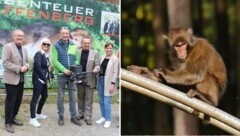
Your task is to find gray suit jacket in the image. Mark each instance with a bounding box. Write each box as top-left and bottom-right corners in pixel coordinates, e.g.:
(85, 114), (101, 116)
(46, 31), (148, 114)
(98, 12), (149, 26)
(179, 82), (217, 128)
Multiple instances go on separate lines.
(78, 49), (100, 88)
(2, 42), (29, 85)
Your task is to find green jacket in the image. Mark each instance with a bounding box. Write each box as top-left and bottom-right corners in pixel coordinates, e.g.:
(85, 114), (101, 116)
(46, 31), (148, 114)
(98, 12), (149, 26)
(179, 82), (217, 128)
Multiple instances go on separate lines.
(52, 40), (80, 74)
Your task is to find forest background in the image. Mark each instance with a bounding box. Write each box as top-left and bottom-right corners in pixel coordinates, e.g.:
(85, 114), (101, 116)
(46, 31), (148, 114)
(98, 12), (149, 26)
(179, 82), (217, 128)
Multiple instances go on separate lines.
(121, 0), (240, 135)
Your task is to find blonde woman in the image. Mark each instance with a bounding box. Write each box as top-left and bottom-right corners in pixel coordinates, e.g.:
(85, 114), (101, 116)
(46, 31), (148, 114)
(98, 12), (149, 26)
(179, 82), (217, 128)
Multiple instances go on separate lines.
(96, 42), (119, 128)
(29, 38), (51, 127)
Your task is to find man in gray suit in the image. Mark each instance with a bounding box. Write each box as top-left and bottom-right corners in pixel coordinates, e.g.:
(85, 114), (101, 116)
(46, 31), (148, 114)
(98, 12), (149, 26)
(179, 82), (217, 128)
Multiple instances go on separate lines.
(77, 37), (100, 125)
(2, 29), (29, 133)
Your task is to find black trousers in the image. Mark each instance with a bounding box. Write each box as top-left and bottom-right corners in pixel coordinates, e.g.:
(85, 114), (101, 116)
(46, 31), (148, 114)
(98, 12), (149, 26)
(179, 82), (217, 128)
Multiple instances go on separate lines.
(5, 82), (24, 124)
(30, 80), (48, 118)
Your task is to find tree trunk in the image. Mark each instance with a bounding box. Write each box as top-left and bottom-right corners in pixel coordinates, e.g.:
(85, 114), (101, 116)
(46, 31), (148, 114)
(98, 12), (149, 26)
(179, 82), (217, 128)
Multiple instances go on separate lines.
(214, 0), (229, 63)
(166, 0), (199, 135)
(236, 0), (240, 116)
(167, 0), (191, 28)
(152, 0), (171, 134)
(192, 0), (203, 36)
(214, 0), (235, 115)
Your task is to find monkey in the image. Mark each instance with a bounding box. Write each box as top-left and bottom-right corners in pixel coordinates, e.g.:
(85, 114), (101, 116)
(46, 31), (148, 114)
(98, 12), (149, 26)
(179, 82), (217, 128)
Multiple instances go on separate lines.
(128, 28), (227, 107)
(127, 65), (162, 82)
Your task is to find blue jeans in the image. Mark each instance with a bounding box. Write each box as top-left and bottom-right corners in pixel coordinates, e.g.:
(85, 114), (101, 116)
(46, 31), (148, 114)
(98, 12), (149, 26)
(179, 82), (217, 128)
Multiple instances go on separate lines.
(98, 76), (111, 121)
(57, 75), (77, 118)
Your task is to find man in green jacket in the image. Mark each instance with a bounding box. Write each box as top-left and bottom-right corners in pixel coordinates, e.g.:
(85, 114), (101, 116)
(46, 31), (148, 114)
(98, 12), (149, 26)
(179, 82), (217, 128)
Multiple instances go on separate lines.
(52, 26), (81, 126)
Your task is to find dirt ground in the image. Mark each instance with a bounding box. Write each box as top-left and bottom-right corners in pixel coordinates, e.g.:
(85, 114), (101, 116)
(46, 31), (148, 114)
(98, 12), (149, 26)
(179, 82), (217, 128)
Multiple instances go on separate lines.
(0, 103), (120, 136)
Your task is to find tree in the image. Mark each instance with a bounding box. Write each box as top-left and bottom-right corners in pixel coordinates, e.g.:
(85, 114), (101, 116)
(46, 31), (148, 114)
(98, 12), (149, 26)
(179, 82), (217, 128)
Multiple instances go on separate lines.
(166, 0), (199, 135)
(236, 0), (240, 117)
(152, 0), (172, 134)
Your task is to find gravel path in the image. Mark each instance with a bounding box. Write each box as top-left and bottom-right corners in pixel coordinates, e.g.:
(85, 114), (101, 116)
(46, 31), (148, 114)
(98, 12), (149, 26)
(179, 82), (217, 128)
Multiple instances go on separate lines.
(0, 103), (119, 136)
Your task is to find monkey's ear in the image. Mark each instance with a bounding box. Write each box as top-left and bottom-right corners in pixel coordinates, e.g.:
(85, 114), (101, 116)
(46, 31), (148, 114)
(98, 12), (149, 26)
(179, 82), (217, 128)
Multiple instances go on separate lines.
(187, 28), (193, 35)
(162, 35), (168, 40)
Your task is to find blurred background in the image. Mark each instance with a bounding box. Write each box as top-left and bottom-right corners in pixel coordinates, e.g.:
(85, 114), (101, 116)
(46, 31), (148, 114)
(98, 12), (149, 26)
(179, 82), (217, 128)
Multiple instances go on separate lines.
(121, 0), (240, 135)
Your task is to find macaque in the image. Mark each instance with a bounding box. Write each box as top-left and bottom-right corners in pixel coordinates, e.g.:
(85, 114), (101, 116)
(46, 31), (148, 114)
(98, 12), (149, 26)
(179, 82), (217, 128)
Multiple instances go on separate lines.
(127, 65), (162, 82)
(128, 28), (227, 106)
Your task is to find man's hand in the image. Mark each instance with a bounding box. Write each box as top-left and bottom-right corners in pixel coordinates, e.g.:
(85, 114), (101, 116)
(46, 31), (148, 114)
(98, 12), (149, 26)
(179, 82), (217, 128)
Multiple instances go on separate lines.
(93, 67), (100, 73)
(20, 65), (28, 73)
(65, 70), (71, 76)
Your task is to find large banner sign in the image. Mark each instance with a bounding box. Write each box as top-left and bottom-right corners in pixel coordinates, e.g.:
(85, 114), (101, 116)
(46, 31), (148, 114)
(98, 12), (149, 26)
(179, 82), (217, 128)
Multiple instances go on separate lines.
(0, 0), (120, 77)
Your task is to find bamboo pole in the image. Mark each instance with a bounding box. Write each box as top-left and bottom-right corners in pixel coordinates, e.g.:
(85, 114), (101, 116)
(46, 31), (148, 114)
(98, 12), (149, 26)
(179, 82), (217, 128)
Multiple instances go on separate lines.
(121, 80), (240, 135)
(121, 69), (240, 131)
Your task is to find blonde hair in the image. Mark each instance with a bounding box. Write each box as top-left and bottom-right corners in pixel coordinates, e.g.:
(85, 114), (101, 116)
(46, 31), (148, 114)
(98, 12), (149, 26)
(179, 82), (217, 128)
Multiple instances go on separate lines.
(38, 38), (51, 51)
(40, 38), (51, 46)
(38, 38), (52, 69)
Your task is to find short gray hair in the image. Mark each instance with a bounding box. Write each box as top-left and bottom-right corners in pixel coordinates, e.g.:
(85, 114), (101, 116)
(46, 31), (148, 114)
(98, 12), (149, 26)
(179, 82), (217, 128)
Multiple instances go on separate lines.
(61, 26), (69, 30)
(12, 29), (24, 37)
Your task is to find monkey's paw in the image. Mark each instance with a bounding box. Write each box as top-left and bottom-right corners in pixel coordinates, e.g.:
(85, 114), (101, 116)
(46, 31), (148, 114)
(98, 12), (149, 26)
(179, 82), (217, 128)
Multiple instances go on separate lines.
(187, 89), (197, 98)
(153, 68), (164, 77)
(127, 65), (149, 74)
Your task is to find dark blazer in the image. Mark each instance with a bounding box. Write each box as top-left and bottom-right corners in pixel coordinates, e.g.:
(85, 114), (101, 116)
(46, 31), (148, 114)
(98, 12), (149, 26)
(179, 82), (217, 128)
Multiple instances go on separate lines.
(32, 51), (50, 83)
(114, 23), (119, 35)
(103, 22), (114, 34)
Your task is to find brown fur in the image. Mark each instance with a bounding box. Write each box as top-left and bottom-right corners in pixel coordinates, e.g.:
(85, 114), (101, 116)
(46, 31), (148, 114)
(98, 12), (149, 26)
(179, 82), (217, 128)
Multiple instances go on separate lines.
(158, 28), (227, 106)
(128, 28), (227, 106)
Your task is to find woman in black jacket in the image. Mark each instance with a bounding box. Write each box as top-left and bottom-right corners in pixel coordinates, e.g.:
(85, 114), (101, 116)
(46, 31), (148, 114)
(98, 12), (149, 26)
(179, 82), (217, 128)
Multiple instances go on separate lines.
(29, 38), (51, 127)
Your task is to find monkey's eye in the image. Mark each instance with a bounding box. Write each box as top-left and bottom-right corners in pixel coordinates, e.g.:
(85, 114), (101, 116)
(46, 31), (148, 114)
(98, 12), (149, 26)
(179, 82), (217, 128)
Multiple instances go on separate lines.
(174, 42), (187, 47)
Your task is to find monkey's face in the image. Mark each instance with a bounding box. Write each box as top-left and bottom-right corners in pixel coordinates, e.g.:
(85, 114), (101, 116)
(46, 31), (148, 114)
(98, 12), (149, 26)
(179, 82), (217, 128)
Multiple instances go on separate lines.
(162, 28), (194, 60)
(173, 41), (188, 60)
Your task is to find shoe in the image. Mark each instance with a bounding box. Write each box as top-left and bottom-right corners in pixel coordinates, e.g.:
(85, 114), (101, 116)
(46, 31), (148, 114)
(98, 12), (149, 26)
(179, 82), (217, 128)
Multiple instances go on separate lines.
(85, 119), (92, 125)
(76, 115), (84, 120)
(58, 117), (64, 126)
(103, 121), (111, 128)
(96, 117), (105, 124)
(71, 117), (82, 126)
(29, 118), (41, 127)
(36, 114), (47, 120)
(5, 124), (14, 133)
(12, 118), (23, 126)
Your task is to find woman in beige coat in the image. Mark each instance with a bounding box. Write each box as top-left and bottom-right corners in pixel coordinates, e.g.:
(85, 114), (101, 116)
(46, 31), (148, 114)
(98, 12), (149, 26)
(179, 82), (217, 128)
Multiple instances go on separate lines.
(96, 42), (119, 128)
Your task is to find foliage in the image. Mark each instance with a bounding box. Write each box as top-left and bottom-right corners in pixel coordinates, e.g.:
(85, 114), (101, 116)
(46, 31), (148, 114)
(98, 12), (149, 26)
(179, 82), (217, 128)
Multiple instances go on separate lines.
(122, 0), (240, 135)
(121, 0), (156, 135)
(122, 0), (154, 69)
(0, 0), (119, 88)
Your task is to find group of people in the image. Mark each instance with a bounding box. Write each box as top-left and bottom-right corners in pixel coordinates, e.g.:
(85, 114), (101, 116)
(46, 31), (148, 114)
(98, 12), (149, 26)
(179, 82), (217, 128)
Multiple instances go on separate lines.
(103, 19), (119, 36)
(2, 27), (119, 133)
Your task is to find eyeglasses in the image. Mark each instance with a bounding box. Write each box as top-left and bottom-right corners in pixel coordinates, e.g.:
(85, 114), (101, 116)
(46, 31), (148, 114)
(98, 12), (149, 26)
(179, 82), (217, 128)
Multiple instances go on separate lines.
(42, 43), (51, 47)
